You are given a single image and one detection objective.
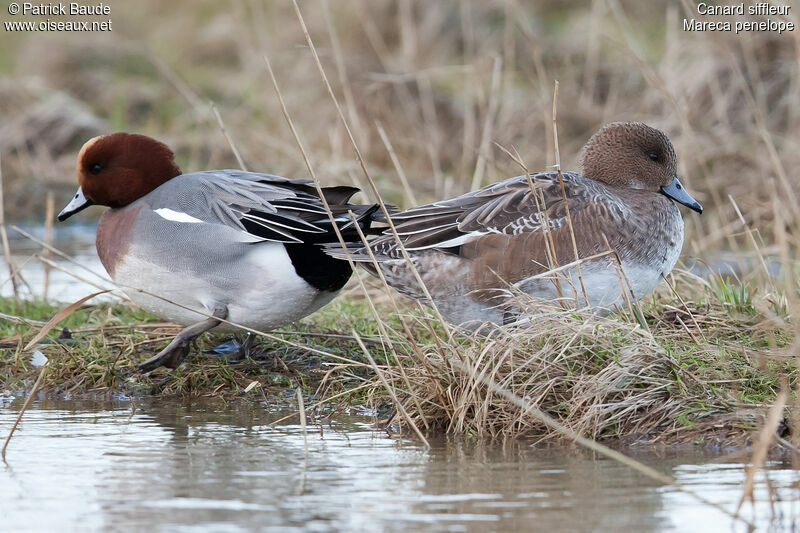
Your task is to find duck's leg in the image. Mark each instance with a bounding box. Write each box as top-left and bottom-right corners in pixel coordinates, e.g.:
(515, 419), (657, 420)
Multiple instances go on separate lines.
(137, 306), (227, 372)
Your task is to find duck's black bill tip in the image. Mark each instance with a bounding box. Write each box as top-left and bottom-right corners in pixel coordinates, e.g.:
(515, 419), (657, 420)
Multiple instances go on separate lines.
(58, 187), (94, 221)
(660, 176), (703, 214)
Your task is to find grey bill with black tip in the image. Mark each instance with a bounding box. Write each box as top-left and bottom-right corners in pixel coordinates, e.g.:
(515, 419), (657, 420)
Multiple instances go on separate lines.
(660, 176), (703, 213)
(58, 187), (95, 221)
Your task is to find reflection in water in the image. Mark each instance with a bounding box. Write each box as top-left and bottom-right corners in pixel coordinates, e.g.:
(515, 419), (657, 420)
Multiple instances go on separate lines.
(1, 400), (799, 532)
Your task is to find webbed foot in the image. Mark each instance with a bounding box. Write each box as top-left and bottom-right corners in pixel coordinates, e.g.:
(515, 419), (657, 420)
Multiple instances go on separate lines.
(137, 307), (227, 373)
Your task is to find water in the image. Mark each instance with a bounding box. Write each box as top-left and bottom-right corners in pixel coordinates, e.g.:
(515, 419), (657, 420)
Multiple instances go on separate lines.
(1, 223), (113, 303)
(1, 400), (798, 532)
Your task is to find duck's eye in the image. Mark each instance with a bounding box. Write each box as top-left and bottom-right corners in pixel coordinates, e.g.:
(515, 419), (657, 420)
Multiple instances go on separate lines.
(648, 153), (659, 162)
(89, 163), (103, 175)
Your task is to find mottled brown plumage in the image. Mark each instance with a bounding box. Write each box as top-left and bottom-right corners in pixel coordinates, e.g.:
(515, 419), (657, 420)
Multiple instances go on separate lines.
(328, 122), (702, 326)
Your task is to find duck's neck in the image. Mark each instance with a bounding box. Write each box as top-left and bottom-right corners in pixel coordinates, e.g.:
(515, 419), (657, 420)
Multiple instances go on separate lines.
(96, 205), (143, 277)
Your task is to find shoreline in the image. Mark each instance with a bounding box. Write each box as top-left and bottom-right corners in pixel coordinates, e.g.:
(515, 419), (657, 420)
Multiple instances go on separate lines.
(1, 279), (791, 449)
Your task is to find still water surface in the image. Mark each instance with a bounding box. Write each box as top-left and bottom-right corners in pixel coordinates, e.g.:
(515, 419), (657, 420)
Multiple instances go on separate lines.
(1, 224), (112, 303)
(0, 400), (798, 532)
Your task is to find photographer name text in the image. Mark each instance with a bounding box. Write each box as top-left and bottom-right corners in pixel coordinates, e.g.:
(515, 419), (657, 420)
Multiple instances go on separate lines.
(5, 2), (112, 32)
(12, 2), (109, 16)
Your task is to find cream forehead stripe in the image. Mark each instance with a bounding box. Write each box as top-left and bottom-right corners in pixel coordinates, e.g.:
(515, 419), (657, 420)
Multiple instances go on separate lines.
(76, 135), (103, 174)
(154, 208), (203, 224)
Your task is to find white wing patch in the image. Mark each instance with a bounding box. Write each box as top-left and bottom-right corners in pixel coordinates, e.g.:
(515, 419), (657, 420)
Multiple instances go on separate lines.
(407, 230), (491, 250)
(154, 208), (204, 224)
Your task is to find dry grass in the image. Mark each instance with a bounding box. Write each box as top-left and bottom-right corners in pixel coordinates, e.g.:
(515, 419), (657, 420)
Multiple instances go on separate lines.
(310, 268), (790, 445)
(0, 0), (798, 451)
(390, 308), (678, 440)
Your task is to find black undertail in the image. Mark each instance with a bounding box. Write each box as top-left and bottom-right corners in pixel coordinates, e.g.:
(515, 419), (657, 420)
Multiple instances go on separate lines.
(284, 242), (353, 292)
(283, 203), (386, 292)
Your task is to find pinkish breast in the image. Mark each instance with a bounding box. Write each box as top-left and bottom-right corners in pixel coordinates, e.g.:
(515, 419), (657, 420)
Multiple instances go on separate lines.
(95, 205), (143, 277)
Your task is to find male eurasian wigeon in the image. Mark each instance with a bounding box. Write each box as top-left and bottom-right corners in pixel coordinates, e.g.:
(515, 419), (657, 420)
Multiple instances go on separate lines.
(328, 122), (703, 326)
(58, 133), (382, 371)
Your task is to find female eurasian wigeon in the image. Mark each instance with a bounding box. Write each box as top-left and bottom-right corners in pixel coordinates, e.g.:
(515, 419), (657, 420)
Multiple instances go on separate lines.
(329, 122), (703, 326)
(58, 133), (382, 371)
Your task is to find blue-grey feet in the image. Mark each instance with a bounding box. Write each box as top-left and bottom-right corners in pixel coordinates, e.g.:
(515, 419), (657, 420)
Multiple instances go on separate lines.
(137, 306), (228, 372)
(203, 333), (255, 363)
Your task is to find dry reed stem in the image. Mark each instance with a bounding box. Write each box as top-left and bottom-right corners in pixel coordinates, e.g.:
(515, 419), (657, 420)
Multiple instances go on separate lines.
(263, 51), (402, 382)
(1, 255), (34, 305)
(736, 388), (788, 515)
(534, 182), (565, 299)
(730, 57), (800, 225)
(11, 225), (115, 286)
(346, 211), (431, 427)
(602, 245), (651, 334)
(445, 356), (753, 527)
(0, 311), (47, 326)
(493, 141), (562, 284)
(729, 194), (775, 291)
(2, 363), (47, 459)
(416, 74), (445, 197)
(375, 121), (418, 206)
(147, 50), (207, 117)
(35, 255), (113, 294)
(289, 0), (458, 347)
(353, 5), (419, 125)
(22, 290), (110, 351)
(320, 0), (366, 152)
(770, 183), (796, 306)
(601, 234), (638, 320)
(42, 191), (55, 302)
(551, 81), (589, 307)
(469, 55), (502, 192)
(211, 102), (248, 171)
(262, 53), (358, 259)
(660, 272), (706, 341)
(353, 330), (430, 448)
(398, 0), (417, 62)
(296, 387), (309, 462)
(0, 153), (20, 301)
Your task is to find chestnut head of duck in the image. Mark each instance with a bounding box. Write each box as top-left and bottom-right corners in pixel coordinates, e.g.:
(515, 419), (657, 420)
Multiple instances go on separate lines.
(59, 133), (182, 221)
